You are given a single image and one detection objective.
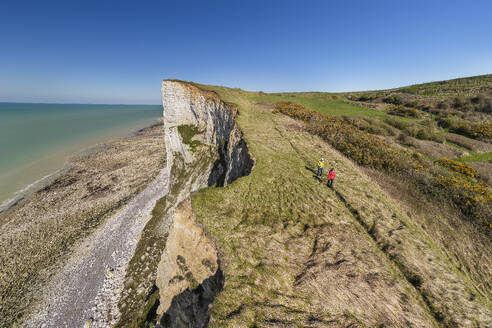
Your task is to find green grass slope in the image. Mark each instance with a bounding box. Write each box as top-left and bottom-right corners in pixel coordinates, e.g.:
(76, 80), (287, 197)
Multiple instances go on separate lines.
(186, 84), (491, 327)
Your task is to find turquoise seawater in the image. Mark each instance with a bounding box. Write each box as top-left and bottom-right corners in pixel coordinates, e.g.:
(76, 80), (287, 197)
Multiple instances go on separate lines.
(0, 103), (162, 207)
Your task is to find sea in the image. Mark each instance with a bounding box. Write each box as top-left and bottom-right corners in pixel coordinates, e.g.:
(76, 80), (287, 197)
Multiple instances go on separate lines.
(0, 102), (162, 210)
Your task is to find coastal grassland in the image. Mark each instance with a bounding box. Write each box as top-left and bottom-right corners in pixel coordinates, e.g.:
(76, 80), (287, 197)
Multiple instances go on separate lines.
(0, 123), (165, 327)
(253, 75), (492, 224)
(347, 74), (492, 98)
(264, 98), (491, 315)
(178, 84), (488, 327)
(254, 92), (391, 118)
(191, 87), (438, 327)
(278, 118), (492, 325)
(392, 74), (492, 97)
(337, 75), (492, 179)
(271, 101), (491, 226)
(186, 83), (492, 326)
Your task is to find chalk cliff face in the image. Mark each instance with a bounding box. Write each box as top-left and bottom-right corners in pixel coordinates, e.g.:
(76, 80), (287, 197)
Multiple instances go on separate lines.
(155, 81), (253, 327)
(161, 80), (253, 185)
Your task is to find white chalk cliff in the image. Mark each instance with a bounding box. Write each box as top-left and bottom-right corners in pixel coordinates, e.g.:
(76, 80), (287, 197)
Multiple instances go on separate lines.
(155, 81), (253, 327)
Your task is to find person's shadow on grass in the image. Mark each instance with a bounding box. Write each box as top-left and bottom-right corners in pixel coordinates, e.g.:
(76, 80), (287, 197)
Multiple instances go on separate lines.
(305, 166), (322, 182)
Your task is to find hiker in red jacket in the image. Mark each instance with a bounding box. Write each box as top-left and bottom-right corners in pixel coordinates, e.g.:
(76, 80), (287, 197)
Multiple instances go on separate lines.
(327, 168), (335, 188)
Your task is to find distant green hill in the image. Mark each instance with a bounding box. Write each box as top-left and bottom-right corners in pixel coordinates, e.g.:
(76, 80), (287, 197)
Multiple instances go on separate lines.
(347, 74), (492, 97)
(392, 74), (492, 97)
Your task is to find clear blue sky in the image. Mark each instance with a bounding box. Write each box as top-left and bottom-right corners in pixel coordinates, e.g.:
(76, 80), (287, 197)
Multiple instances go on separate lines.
(1, 0), (491, 104)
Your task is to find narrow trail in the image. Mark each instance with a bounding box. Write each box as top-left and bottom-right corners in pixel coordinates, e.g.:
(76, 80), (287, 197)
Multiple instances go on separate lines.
(26, 168), (170, 328)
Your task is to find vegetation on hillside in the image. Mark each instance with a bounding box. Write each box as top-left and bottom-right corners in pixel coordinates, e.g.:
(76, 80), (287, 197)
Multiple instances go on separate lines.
(273, 102), (407, 171)
(273, 101), (491, 227)
(188, 82), (492, 327)
(252, 75), (492, 230)
(178, 124), (202, 151)
(347, 75), (492, 138)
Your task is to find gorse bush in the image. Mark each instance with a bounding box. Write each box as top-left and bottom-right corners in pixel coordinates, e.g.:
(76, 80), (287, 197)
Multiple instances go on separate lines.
(438, 117), (492, 140)
(274, 102), (407, 171)
(275, 101), (492, 228)
(388, 105), (421, 118)
(471, 95), (492, 113)
(451, 94), (492, 113)
(436, 174), (492, 218)
(435, 158), (478, 178)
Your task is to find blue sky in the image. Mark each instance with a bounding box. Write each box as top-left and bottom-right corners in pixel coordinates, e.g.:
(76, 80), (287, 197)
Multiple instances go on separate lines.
(1, 0), (491, 104)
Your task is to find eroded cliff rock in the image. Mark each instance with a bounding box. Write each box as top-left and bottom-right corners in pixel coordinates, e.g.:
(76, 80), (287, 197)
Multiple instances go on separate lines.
(156, 199), (222, 327)
(162, 80), (253, 186)
(153, 80), (253, 327)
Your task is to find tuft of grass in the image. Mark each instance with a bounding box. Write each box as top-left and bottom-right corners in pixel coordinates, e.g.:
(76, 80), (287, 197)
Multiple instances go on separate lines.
(177, 124), (202, 151)
(445, 141), (470, 152)
(456, 152), (492, 163)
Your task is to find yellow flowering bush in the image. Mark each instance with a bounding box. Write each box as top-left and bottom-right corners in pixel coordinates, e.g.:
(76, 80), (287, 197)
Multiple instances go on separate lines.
(439, 117), (492, 140)
(436, 174), (492, 220)
(388, 105), (421, 118)
(435, 158), (478, 178)
(274, 102), (407, 171)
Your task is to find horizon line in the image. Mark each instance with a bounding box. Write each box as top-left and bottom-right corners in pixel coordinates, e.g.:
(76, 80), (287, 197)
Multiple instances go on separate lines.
(0, 101), (162, 106)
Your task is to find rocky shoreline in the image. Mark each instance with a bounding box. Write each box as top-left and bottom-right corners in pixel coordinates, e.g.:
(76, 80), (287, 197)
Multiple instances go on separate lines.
(0, 121), (166, 327)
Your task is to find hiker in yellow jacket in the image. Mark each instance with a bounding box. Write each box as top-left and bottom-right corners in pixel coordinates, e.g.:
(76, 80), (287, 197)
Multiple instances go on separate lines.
(317, 158), (325, 177)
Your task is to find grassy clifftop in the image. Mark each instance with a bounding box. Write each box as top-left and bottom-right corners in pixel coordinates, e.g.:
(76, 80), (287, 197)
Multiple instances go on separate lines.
(185, 82), (491, 327)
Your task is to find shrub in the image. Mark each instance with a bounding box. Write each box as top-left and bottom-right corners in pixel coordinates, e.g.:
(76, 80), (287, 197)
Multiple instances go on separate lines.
(274, 102), (407, 171)
(435, 158), (478, 178)
(416, 121), (445, 143)
(383, 94), (403, 105)
(331, 95), (338, 100)
(436, 174), (491, 219)
(445, 94), (492, 113)
(384, 117), (410, 131)
(388, 105), (421, 118)
(472, 95), (492, 113)
(416, 127), (433, 141)
(397, 133), (414, 146)
(453, 96), (467, 109)
(437, 102), (448, 110)
(438, 118), (492, 140)
(386, 118), (444, 142)
(353, 94), (377, 102)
